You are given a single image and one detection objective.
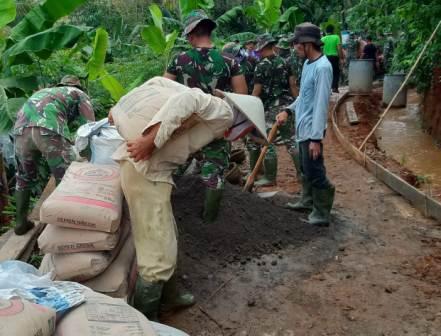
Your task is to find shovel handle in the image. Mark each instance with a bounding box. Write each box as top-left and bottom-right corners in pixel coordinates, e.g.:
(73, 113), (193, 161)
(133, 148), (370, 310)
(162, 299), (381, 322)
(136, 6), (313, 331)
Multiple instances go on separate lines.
(242, 123), (279, 192)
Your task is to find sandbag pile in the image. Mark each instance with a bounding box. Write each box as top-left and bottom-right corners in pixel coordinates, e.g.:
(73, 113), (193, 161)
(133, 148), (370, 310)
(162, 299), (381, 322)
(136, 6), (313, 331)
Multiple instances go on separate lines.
(38, 162), (136, 298)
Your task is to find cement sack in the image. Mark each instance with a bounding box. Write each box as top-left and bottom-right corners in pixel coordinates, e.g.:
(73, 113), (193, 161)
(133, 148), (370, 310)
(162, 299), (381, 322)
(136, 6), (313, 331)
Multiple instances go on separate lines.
(39, 221), (130, 282)
(38, 224), (120, 254)
(55, 290), (157, 336)
(40, 162), (122, 233)
(0, 298), (56, 336)
(83, 235), (135, 298)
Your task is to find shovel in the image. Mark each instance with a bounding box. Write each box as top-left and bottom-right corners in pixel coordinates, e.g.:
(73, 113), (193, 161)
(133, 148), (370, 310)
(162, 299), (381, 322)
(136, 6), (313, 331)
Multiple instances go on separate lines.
(243, 122), (279, 192)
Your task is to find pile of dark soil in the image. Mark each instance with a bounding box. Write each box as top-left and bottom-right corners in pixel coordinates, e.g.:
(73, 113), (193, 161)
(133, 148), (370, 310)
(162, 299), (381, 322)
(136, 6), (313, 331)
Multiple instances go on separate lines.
(172, 176), (326, 267)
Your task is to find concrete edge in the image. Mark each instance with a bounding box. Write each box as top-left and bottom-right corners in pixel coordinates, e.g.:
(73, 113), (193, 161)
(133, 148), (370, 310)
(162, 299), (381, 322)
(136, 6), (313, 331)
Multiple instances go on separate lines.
(331, 92), (441, 222)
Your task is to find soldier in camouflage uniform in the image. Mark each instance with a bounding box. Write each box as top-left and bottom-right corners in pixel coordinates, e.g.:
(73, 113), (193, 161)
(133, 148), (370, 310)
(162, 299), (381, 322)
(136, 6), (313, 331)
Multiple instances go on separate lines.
(383, 34), (395, 73)
(343, 32), (359, 84)
(13, 75), (94, 235)
(249, 34), (298, 187)
(222, 42), (256, 94)
(164, 10), (247, 222)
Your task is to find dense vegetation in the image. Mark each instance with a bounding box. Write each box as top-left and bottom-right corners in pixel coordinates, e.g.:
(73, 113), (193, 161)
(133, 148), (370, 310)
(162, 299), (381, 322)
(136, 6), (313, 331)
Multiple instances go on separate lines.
(0, 0), (440, 226)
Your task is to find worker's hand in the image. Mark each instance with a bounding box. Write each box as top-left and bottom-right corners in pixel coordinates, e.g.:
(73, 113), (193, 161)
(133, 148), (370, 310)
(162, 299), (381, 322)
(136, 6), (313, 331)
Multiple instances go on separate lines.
(276, 110), (289, 125)
(127, 123), (161, 162)
(309, 141), (321, 160)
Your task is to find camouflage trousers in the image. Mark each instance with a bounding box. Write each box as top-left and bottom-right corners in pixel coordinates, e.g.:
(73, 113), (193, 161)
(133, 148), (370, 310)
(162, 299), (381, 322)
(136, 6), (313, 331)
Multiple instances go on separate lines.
(175, 138), (230, 190)
(246, 108), (298, 159)
(15, 127), (76, 191)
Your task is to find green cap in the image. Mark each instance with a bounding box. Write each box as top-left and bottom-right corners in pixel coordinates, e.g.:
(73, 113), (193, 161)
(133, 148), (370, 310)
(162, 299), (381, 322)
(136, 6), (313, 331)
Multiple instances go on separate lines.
(183, 10), (216, 36)
(222, 42), (241, 57)
(255, 33), (277, 51)
(276, 37), (291, 50)
(58, 75), (83, 90)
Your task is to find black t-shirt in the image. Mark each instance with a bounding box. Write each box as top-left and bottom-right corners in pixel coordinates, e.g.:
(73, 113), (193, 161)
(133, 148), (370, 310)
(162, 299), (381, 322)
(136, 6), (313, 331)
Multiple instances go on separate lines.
(363, 43), (377, 60)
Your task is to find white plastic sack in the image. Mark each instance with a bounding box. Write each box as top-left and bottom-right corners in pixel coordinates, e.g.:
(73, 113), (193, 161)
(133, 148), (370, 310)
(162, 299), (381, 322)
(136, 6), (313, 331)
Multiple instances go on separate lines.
(90, 126), (124, 165)
(0, 261), (85, 317)
(75, 118), (110, 152)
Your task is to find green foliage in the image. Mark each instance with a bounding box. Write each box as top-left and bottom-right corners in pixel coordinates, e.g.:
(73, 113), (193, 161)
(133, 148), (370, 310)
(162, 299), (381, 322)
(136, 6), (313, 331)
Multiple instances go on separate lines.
(347, 0), (441, 92)
(10, 0), (86, 41)
(179, 0), (214, 17)
(246, 0), (282, 32)
(0, 0), (16, 29)
(273, 6), (304, 33)
(3, 25), (89, 67)
(320, 16), (340, 35)
(87, 27), (108, 81)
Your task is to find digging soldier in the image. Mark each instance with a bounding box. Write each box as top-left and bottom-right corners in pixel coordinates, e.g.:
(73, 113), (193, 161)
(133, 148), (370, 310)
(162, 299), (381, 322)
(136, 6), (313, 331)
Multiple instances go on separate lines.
(110, 76), (267, 320)
(278, 23), (335, 226)
(250, 34), (299, 187)
(164, 10), (247, 222)
(13, 75), (95, 235)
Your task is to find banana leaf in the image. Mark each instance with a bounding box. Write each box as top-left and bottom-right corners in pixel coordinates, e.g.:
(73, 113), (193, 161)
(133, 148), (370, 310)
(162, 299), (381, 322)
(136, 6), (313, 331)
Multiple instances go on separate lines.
(216, 6), (244, 27)
(0, 86), (26, 133)
(0, 0), (16, 29)
(141, 25), (166, 55)
(0, 75), (39, 94)
(100, 72), (126, 102)
(87, 28), (108, 81)
(3, 25), (88, 66)
(149, 4), (163, 32)
(179, 0), (214, 17)
(11, 0), (86, 41)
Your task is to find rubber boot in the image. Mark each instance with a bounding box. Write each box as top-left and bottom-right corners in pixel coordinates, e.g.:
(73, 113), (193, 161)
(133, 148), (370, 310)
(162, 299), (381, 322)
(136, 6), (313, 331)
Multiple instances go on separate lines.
(203, 188), (223, 223)
(14, 190), (34, 235)
(288, 148), (302, 180)
(286, 177), (313, 211)
(308, 185), (336, 226)
(133, 276), (163, 321)
(254, 151), (277, 187)
(160, 274), (195, 314)
(248, 147), (261, 172)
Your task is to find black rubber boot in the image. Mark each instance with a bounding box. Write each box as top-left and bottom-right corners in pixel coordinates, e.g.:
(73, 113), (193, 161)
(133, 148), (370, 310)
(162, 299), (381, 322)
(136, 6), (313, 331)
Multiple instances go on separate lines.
(286, 177), (313, 211)
(161, 274), (195, 314)
(308, 185), (336, 226)
(133, 277), (163, 321)
(14, 190), (34, 235)
(202, 188), (223, 223)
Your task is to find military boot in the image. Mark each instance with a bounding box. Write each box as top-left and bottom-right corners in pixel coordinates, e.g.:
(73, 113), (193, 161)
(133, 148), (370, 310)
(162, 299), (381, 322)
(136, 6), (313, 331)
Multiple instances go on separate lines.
(254, 150), (277, 187)
(14, 190), (34, 235)
(202, 187), (223, 223)
(286, 177), (313, 211)
(133, 277), (163, 321)
(308, 185), (336, 226)
(161, 274), (195, 314)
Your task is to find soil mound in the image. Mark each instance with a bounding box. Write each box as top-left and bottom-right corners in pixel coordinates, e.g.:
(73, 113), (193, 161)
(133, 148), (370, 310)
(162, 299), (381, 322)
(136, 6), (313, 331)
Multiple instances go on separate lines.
(172, 176), (326, 266)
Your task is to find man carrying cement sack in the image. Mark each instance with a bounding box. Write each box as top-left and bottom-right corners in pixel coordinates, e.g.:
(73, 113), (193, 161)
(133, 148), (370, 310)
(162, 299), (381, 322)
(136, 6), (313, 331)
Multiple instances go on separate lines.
(13, 75), (95, 235)
(110, 76), (266, 319)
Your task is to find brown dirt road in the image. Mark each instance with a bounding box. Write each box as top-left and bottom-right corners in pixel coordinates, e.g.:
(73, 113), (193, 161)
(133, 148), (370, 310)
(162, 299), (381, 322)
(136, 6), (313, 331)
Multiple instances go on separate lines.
(164, 94), (441, 336)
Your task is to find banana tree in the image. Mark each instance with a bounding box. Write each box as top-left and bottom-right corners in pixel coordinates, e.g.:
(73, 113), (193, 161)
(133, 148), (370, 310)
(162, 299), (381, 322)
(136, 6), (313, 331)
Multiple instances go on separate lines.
(141, 4), (179, 71)
(245, 0), (282, 33)
(179, 0), (214, 18)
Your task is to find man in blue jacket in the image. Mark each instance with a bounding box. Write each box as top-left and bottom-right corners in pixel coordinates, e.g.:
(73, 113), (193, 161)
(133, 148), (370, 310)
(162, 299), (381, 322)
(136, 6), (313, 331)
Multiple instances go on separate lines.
(277, 23), (335, 226)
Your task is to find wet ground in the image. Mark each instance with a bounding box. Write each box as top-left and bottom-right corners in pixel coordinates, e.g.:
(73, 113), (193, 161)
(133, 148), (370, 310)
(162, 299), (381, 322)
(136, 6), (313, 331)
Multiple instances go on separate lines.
(376, 90), (441, 195)
(162, 94), (441, 335)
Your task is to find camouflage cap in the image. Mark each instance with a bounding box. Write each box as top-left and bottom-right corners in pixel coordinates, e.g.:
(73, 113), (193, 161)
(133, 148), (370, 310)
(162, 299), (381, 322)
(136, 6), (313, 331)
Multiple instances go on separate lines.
(289, 22), (323, 46)
(255, 33), (277, 51)
(58, 75), (83, 90)
(276, 37), (292, 50)
(222, 42), (241, 57)
(183, 10), (216, 36)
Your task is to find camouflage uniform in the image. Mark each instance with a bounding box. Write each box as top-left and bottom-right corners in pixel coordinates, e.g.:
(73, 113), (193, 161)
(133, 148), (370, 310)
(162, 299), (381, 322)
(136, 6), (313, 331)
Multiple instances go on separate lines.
(344, 34), (359, 84)
(13, 85), (94, 191)
(383, 36), (394, 73)
(222, 42), (256, 94)
(167, 27), (244, 190)
(249, 36), (296, 174)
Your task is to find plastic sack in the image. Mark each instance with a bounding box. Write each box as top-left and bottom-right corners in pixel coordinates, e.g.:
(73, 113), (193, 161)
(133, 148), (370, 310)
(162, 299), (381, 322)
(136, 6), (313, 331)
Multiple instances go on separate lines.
(75, 118), (124, 165)
(90, 127), (124, 165)
(0, 260), (85, 317)
(150, 322), (190, 336)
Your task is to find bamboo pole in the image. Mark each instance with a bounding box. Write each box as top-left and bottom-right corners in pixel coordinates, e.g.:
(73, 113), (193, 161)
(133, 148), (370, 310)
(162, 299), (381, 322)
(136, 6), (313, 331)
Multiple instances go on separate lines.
(358, 19), (441, 151)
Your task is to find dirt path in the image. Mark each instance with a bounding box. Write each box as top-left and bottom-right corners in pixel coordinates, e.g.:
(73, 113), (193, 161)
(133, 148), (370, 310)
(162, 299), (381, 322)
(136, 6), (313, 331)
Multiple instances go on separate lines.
(164, 94), (441, 336)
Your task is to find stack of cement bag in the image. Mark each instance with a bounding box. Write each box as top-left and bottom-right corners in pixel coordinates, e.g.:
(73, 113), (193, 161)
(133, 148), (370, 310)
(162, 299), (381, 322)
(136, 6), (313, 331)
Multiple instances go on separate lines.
(38, 161), (136, 299)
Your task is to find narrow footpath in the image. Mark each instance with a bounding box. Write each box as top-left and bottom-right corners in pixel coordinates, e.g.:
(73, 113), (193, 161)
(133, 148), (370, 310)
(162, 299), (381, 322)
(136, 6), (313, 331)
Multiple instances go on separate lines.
(164, 95), (441, 336)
